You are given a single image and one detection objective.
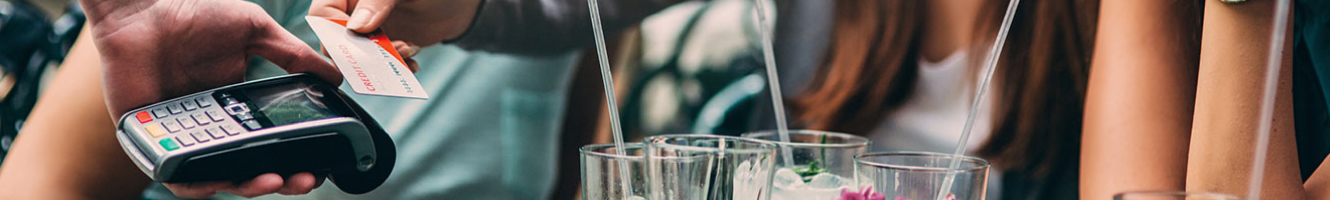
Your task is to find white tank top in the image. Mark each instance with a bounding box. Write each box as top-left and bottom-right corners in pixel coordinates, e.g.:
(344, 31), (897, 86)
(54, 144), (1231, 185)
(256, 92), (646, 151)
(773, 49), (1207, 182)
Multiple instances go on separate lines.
(870, 50), (994, 153)
(868, 50), (1003, 199)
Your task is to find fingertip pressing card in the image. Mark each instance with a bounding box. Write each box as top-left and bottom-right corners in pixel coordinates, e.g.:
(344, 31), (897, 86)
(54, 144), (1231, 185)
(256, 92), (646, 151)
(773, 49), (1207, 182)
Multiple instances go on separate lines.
(306, 16), (429, 99)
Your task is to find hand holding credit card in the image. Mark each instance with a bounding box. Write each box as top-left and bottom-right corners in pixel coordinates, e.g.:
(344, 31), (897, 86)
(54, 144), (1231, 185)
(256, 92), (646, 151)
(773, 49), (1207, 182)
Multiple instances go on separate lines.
(306, 16), (429, 99)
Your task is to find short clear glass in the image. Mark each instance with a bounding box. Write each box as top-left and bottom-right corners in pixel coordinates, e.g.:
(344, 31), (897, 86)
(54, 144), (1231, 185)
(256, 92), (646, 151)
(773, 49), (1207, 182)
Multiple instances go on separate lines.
(743, 130), (870, 200)
(853, 151), (990, 200)
(644, 134), (778, 200)
(581, 143), (648, 200)
(1113, 191), (1242, 200)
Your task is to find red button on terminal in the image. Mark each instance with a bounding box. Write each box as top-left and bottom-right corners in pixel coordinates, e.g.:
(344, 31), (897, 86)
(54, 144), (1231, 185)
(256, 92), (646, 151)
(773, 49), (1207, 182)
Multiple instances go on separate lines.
(136, 111), (153, 123)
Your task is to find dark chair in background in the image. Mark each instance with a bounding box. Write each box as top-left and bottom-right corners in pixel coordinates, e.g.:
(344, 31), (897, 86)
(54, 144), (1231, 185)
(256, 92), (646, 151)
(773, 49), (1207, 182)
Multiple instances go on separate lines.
(0, 0), (83, 163)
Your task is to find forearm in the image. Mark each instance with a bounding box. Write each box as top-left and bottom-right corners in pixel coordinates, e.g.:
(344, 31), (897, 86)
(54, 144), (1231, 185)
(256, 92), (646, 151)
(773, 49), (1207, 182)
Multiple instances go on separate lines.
(452, 0), (680, 55)
(1080, 0), (1201, 199)
(1187, 0), (1301, 199)
(0, 27), (151, 199)
(1309, 156), (1330, 199)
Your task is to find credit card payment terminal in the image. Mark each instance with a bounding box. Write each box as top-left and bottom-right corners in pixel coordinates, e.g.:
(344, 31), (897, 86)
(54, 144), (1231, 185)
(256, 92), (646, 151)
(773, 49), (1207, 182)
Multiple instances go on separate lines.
(115, 73), (395, 194)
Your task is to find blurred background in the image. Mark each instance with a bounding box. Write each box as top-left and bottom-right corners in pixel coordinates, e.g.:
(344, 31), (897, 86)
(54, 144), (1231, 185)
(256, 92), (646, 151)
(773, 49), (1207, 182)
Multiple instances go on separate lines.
(0, 0), (1016, 199)
(0, 0), (84, 164)
(561, 1), (816, 198)
(5, 0), (1330, 199)
(0, 0), (808, 199)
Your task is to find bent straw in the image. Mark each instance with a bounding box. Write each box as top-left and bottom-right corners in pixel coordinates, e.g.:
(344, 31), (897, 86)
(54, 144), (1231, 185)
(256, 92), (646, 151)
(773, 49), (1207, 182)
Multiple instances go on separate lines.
(1247, 0), (1291, 198)
(586, 0), (633, 198)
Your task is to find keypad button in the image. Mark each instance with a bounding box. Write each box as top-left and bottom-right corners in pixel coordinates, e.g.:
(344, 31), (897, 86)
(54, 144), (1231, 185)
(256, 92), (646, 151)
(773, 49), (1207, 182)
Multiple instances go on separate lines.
(162, 120), (182, 133)
(225, 104), (249, 115)
(152, 108), (169, 118)
(191, 113), (210, 125)
(179, 117), (197, 129)
(236, 113), (253, 121)
(196, 97), (213, 107)
(191, 131), (211, 143)
(136, 111), (153, 123)
(221, 124), (242, 135)
(205, 110), (227, 122)
(207, 128), (226, 139)
(145, 124), (168, 138)
(205, 127), (224, 137)
(242, 120), (262, 130)
(183, 101), (199, 111)
(167, 104), (184, 114)
(176, 135), (195, 147)
(160, 138), (180, 151)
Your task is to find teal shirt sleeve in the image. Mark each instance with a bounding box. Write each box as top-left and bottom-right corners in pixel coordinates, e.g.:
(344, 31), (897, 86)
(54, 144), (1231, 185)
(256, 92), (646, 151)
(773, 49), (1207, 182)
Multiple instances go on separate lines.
(1297, 0), (1330, 109)
(452, 0), (678, 55)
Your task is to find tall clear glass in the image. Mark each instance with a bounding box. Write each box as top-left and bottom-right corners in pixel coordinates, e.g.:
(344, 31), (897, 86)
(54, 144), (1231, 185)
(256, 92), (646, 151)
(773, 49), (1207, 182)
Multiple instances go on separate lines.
(581, 143), (647, 200)
(854, 151), (990, 200)
(1113, 191), (1242, 200)
(743, 130), (869, 200)
(644, 134), (778, 200)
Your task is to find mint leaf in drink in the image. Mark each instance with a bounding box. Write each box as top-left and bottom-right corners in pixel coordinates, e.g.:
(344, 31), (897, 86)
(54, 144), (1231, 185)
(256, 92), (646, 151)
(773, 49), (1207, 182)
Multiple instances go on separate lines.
(793, 160), (829, 182)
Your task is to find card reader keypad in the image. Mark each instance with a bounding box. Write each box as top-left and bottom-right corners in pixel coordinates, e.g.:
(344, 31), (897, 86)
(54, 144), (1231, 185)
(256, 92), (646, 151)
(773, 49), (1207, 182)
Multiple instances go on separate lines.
(162, 120), (182, 133)
(179, 118), (197, 129)
(152, 108), (169, 118)
(176, 135), (195, 147)
(196, 97), (212, 107)
(191, 113), (210, 125)
(191, 131), (211, 143)
(167, 104), (184, 114)
(138, 96), (246, 151)
(206, 110), (227, 122)
(183, 100), (199, 111)
(145, 124), (168, 137)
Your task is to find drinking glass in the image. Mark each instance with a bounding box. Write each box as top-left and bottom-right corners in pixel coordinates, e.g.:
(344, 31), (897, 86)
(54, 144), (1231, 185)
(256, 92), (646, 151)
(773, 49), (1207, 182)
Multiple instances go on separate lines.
(743, 130), (869, 200)
(853, 151), (990, 200)
(644, 134), (778, 200)
(1113, 191), (1242, 200)
(581, 143), (648, 200)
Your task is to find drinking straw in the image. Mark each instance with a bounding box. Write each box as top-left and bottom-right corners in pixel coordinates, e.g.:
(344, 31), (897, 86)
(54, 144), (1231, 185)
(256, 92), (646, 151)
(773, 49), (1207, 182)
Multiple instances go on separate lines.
(750, 0), (796, 168)
(585, 0), (633, 197)
(938, 0), (1021, 199)
(1247, 0), (1292, 198)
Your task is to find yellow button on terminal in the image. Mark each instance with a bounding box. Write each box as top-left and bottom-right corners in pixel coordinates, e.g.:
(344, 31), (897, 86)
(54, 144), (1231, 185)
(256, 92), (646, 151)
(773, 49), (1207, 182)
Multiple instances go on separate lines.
(146, 124), (168, 138)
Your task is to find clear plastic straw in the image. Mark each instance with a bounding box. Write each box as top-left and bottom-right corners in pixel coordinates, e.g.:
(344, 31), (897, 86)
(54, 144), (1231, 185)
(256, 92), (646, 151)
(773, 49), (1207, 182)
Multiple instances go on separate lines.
(586, 0), (633, 198)
(938, 0), (1021, 198)
(750, 0), (795, 168)
(1247, 0), (1292, 198)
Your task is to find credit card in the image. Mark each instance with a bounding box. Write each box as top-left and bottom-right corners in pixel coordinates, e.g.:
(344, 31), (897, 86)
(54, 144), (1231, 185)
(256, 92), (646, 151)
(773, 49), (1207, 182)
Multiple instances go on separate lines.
(305, 16), (429, 99)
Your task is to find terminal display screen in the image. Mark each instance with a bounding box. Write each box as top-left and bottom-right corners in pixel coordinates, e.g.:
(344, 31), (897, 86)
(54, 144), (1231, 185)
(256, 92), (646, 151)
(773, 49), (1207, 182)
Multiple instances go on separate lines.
(240, 83), (344, 127)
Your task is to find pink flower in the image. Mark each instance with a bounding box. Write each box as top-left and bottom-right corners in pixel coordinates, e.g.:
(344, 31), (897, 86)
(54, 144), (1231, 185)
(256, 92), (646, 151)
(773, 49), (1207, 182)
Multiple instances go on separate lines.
(838, 186), (886, 200)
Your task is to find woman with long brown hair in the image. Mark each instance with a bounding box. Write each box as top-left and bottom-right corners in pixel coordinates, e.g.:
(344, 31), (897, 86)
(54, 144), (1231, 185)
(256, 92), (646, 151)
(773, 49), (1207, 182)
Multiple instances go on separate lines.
(793, 1), (1098, 199)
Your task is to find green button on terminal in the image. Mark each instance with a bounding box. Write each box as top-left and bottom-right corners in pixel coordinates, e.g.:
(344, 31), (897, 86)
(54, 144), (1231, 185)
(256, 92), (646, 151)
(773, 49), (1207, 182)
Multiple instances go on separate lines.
(160, 138), (180, 151)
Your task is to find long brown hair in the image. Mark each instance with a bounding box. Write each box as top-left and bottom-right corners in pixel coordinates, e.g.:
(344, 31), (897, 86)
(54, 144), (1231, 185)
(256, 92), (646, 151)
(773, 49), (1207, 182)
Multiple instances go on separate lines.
(793, 0), (1099, 178)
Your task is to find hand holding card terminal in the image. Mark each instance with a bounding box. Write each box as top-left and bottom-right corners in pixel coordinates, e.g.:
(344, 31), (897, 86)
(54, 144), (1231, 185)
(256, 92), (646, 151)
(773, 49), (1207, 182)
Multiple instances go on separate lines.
(115, 74), (395, 194)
